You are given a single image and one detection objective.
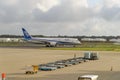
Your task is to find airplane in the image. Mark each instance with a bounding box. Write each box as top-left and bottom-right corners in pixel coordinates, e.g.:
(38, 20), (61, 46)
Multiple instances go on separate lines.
(110, 39), (120, 45)
(22, 28), (81, 47)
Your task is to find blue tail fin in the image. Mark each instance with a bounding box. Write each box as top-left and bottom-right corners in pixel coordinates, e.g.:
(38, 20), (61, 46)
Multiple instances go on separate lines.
(22, 28), (32, 40)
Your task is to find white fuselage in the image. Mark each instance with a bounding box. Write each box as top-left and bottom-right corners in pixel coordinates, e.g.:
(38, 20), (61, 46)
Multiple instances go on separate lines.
(26, 37), (81, 46)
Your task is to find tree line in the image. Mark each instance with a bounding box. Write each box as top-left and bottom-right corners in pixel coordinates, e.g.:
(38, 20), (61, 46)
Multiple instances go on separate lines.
(1, 35), (120, 40)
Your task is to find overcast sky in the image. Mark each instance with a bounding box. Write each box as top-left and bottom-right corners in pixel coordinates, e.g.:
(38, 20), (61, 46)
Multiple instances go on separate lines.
(0, 0), (120, 36)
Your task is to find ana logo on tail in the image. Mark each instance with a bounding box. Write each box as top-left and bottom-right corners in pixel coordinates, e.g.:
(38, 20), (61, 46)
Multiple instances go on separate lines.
(22, 28), (32, 40)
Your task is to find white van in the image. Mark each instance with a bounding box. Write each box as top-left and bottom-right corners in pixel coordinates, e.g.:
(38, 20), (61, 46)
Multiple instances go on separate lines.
(78, 75), (98, 80)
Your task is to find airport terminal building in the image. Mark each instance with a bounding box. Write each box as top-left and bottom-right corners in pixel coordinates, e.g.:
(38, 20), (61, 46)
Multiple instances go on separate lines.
(0, 38), (23, 42)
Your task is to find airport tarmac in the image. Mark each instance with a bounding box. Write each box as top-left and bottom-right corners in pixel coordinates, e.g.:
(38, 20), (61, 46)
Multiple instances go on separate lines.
(0, 48), (120, 80)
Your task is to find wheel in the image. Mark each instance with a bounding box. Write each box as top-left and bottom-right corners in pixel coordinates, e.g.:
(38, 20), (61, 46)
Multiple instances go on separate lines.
(26, 71), (28, 74)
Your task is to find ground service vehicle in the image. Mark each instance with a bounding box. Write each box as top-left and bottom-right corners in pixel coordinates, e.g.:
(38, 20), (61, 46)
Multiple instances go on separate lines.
(78, 75), (98, 80)
(25, 65), (38, 74)
(84, 52), (99, 60)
